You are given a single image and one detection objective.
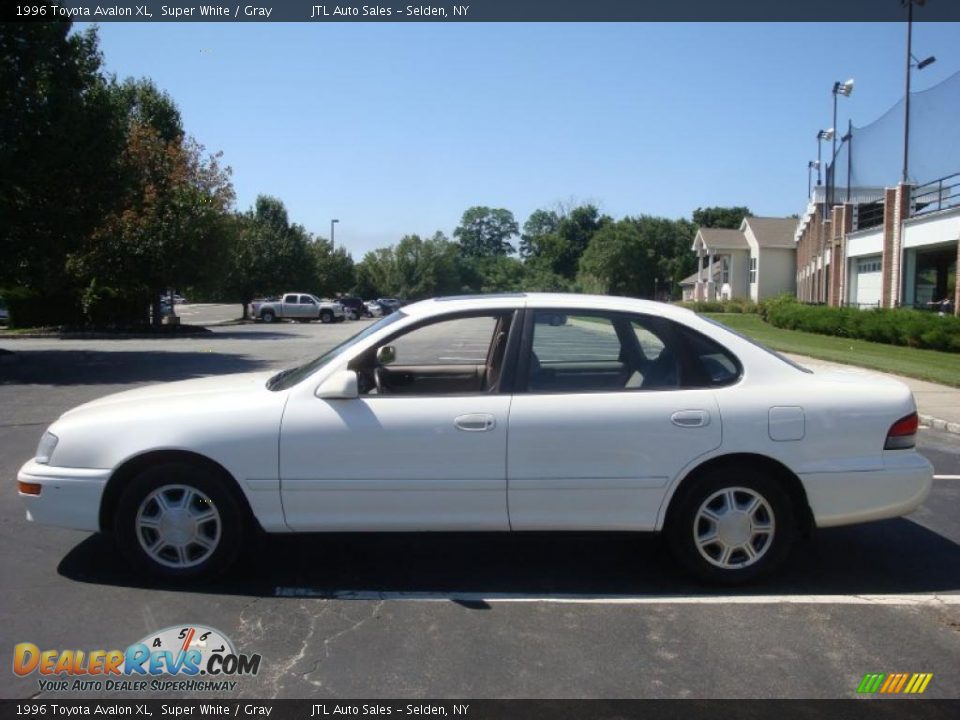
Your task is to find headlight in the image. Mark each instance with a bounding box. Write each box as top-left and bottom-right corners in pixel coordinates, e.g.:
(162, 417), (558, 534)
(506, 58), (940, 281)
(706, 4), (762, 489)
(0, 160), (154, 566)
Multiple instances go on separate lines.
(35, 432), (59, 465)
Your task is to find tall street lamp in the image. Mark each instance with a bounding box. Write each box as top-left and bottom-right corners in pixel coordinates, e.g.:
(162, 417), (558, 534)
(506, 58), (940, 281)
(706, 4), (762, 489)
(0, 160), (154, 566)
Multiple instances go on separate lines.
(816, 129), (833, 219)
(830, 78), (854, 206)
(808, 160), (820, 198)
(330, 218), (339, 251)
(816, 129), (833, 186)
(902, 0), (936, 184)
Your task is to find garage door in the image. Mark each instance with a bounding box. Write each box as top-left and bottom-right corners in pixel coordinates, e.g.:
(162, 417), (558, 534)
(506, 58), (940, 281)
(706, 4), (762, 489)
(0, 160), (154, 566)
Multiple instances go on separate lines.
(855, 256), (882, 308)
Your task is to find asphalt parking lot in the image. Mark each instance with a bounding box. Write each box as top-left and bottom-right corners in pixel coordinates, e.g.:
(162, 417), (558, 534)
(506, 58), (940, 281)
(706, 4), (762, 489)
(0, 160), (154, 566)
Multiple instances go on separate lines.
(1, 307), (959, 699)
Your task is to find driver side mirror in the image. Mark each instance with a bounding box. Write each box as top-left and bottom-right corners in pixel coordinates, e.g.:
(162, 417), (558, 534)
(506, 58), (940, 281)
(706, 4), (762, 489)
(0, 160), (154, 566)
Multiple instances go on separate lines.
(376, 345), (396, 366)
(314, 370), (359, 399)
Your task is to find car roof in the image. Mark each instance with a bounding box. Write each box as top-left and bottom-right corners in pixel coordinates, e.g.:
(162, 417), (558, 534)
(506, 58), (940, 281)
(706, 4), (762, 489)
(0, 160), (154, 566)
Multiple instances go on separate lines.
(401, 292), (697, 323)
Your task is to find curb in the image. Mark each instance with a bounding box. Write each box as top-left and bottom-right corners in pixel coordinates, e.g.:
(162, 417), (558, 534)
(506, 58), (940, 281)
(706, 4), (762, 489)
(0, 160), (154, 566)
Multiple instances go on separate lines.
(919, 414), (960, 436)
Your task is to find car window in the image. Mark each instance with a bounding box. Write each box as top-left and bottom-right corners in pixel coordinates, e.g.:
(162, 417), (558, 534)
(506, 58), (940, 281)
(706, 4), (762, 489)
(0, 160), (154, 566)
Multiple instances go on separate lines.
(676, 325), (742, 386)
(526, 311), (684, 393)
(283, 294), (297, 303)
(527, 312), (627, 392)
(389, 315), (499, 366)
(299, 296), (315, 304)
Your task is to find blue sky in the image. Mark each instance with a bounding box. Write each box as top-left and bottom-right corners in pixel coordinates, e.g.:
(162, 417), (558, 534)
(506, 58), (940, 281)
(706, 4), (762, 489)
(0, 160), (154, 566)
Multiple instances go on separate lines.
(81, 21), (959, 257)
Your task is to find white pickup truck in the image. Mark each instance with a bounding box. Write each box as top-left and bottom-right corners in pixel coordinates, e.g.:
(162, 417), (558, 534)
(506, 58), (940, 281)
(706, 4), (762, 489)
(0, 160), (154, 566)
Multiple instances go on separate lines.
(250, 293), (346, 324)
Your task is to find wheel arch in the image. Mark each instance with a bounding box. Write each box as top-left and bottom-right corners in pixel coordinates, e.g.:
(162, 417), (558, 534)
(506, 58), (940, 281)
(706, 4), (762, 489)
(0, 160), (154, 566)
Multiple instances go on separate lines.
(99, 449), (261, 534)
(661, 453), (814, 536)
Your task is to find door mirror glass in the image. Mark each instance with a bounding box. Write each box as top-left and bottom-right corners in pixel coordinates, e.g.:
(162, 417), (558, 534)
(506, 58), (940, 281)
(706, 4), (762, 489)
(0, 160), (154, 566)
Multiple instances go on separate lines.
(376, 345), (397, 366)
(314, 370), (359, 399)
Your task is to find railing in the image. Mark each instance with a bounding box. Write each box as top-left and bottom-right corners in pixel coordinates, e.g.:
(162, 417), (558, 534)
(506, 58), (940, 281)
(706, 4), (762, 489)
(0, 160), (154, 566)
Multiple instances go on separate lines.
(854, 201), (885, 231)
(911, 171), (960, 217)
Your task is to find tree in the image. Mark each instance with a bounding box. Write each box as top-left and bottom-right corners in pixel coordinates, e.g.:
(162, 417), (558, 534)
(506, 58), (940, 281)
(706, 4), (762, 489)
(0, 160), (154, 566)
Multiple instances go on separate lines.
(0, 23), (125, 323)
(453, 207), (519, 258)
(578, 215), (698, 300)
(69, 124), (235, 324)
(578, 220), (655, 298)
(354, 232), (468, 300)
(311, 237), (355, 297)
(520, 204), (609, 279)
(223, 196), (314, 319)
(519, 209), (560, 260)
(692, 206), (751, 230)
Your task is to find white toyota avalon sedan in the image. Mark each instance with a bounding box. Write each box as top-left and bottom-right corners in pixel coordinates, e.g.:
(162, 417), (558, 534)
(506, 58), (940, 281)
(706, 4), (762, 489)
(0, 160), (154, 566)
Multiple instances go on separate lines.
(17, 293), (932, 583)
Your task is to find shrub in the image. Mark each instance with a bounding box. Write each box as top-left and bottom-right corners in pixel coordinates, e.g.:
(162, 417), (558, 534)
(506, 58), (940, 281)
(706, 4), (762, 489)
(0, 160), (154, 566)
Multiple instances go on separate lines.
(764, 301), (960, 353)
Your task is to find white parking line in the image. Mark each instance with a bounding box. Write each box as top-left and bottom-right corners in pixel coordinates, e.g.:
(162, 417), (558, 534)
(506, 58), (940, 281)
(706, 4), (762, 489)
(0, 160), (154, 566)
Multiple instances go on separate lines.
(933, 475), (960, 480)
(273, 588), (960, 605)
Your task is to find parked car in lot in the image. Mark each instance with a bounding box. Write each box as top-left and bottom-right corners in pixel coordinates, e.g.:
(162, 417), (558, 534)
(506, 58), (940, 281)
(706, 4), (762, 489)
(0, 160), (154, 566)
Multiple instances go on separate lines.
(364, 300), (384, 318)
(337, 297), (368, 320)
(376, 298), (402, 315)
(249, 293), (345, 324)
(18, 293), (932, 583)
(0, 297), (9, 324)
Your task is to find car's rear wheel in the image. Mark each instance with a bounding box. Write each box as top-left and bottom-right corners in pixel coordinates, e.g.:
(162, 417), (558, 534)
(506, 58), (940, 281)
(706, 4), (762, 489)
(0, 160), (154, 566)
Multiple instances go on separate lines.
(261, 309), (275, 323)
(667, 467), (796, 584)
(115, 462), (245, 581)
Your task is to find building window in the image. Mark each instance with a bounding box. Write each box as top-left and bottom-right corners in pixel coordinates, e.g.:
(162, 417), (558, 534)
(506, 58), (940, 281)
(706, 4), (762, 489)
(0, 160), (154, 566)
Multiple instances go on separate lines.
(749, 257), (757, 284)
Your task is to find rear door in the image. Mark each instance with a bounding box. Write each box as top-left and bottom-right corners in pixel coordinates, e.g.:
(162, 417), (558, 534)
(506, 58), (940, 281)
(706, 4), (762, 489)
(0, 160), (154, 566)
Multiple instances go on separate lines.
(506, 309), (725, 531)
(280, 293), (300, 318)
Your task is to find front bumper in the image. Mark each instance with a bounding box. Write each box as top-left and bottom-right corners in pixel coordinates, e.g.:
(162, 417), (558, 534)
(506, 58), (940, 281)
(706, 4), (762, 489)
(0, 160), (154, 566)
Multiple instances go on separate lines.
(803, 452), (934, 528)
(17, 459), (110, 533)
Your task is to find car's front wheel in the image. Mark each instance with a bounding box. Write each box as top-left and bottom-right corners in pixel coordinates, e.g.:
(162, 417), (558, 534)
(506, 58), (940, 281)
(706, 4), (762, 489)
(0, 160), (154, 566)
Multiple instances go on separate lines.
(666, 467), (796, 584)
(115, 462), (246, 581)
(319, 310), (333, 323)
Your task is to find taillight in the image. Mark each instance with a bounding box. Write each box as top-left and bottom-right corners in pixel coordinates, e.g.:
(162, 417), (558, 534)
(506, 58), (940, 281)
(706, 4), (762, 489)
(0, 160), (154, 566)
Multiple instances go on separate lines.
(885, 412), (919, 450)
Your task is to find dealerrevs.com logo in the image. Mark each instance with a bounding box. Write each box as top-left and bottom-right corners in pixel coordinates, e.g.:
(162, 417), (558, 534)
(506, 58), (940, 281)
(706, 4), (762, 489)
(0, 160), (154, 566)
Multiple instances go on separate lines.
(13, 625), (262, 693)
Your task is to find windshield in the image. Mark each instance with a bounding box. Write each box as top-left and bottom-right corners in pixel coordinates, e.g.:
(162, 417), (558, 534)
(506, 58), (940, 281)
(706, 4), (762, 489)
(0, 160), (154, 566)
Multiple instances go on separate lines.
(266, 311), (407, 391)
(699, 316), (813, 375)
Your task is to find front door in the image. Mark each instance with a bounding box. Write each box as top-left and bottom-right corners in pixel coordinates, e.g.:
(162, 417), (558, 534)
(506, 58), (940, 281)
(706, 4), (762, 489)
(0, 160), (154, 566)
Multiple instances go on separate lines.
(506, 310), (728, 530)
(279, 312), (516, 531)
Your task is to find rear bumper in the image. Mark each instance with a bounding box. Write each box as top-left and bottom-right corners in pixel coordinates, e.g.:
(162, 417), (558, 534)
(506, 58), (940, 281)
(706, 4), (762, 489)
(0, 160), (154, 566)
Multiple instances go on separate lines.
(802, 452), (934, 528)
(17, 459), (110, 533)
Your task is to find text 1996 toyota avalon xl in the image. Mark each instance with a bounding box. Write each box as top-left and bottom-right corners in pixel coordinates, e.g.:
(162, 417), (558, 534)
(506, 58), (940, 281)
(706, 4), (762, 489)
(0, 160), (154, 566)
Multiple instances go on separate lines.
(17, 294), (933, 583)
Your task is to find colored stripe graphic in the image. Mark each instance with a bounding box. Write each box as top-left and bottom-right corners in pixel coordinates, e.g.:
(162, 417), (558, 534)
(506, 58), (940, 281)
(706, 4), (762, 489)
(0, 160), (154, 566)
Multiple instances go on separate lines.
(857, 673), (885, 693)
(858, 672), (932, 694)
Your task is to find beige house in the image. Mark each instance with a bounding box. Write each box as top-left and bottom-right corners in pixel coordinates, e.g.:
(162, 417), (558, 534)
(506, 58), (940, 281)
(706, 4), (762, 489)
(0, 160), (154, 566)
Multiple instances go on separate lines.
(690, 217), (798, 301)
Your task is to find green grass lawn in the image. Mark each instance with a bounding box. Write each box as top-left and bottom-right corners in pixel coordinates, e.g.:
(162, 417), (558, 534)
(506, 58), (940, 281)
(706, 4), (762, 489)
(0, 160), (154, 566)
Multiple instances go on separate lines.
(704, 313), (960, 388)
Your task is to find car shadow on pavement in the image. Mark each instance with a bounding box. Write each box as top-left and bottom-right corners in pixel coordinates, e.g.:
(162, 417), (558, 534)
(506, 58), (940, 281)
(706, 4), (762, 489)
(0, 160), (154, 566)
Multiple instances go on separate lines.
(0, 350), (271, 385)
(58, 517), (960, 598)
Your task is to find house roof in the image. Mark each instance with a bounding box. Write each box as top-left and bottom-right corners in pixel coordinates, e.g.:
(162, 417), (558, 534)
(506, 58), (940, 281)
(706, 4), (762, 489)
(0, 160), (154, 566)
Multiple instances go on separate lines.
(695, 228), (749, 251)
(742, 217), (798, 249)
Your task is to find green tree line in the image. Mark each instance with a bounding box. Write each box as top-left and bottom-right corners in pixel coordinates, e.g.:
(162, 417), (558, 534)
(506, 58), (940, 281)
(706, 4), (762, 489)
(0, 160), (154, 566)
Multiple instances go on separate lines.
(1, 23), (749, 327)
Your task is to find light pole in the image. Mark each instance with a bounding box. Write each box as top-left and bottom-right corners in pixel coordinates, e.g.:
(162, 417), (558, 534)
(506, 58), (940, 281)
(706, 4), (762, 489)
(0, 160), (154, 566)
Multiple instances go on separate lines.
(330, 218), (339, 251)
(816, 129), (833, 186)
(830, 79), (854, 207)
(902, 0), (936, 184)
(816, 129), (833, 218)
(808, 160), (820, 198)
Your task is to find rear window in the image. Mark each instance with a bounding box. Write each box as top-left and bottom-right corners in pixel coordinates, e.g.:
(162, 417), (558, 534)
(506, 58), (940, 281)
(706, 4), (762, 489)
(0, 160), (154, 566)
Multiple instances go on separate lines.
(699, 316), (812, 375)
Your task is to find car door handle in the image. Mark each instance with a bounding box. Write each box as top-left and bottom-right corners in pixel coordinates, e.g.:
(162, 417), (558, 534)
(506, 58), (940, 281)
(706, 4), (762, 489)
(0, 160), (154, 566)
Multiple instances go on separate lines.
(454, 414), (496, 432)
(671, 410), (710, 428)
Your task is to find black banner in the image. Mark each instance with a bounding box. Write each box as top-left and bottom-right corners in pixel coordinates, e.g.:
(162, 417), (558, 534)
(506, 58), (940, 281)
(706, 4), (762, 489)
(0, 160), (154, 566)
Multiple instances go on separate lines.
(3, 700), (960, 720)
(4, 0), (960, 23)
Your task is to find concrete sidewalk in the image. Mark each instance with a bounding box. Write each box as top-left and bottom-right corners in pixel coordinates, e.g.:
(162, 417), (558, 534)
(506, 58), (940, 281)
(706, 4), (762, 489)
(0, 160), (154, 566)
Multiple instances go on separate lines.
(787, 353), (960, 435)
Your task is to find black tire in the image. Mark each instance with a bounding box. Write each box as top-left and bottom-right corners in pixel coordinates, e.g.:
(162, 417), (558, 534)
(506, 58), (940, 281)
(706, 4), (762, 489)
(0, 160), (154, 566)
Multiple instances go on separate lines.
(114, 461), (246, 581)
(320, 310), (333, 324)
(261, 309), (276, 324)
(666, 466), (797, 584)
